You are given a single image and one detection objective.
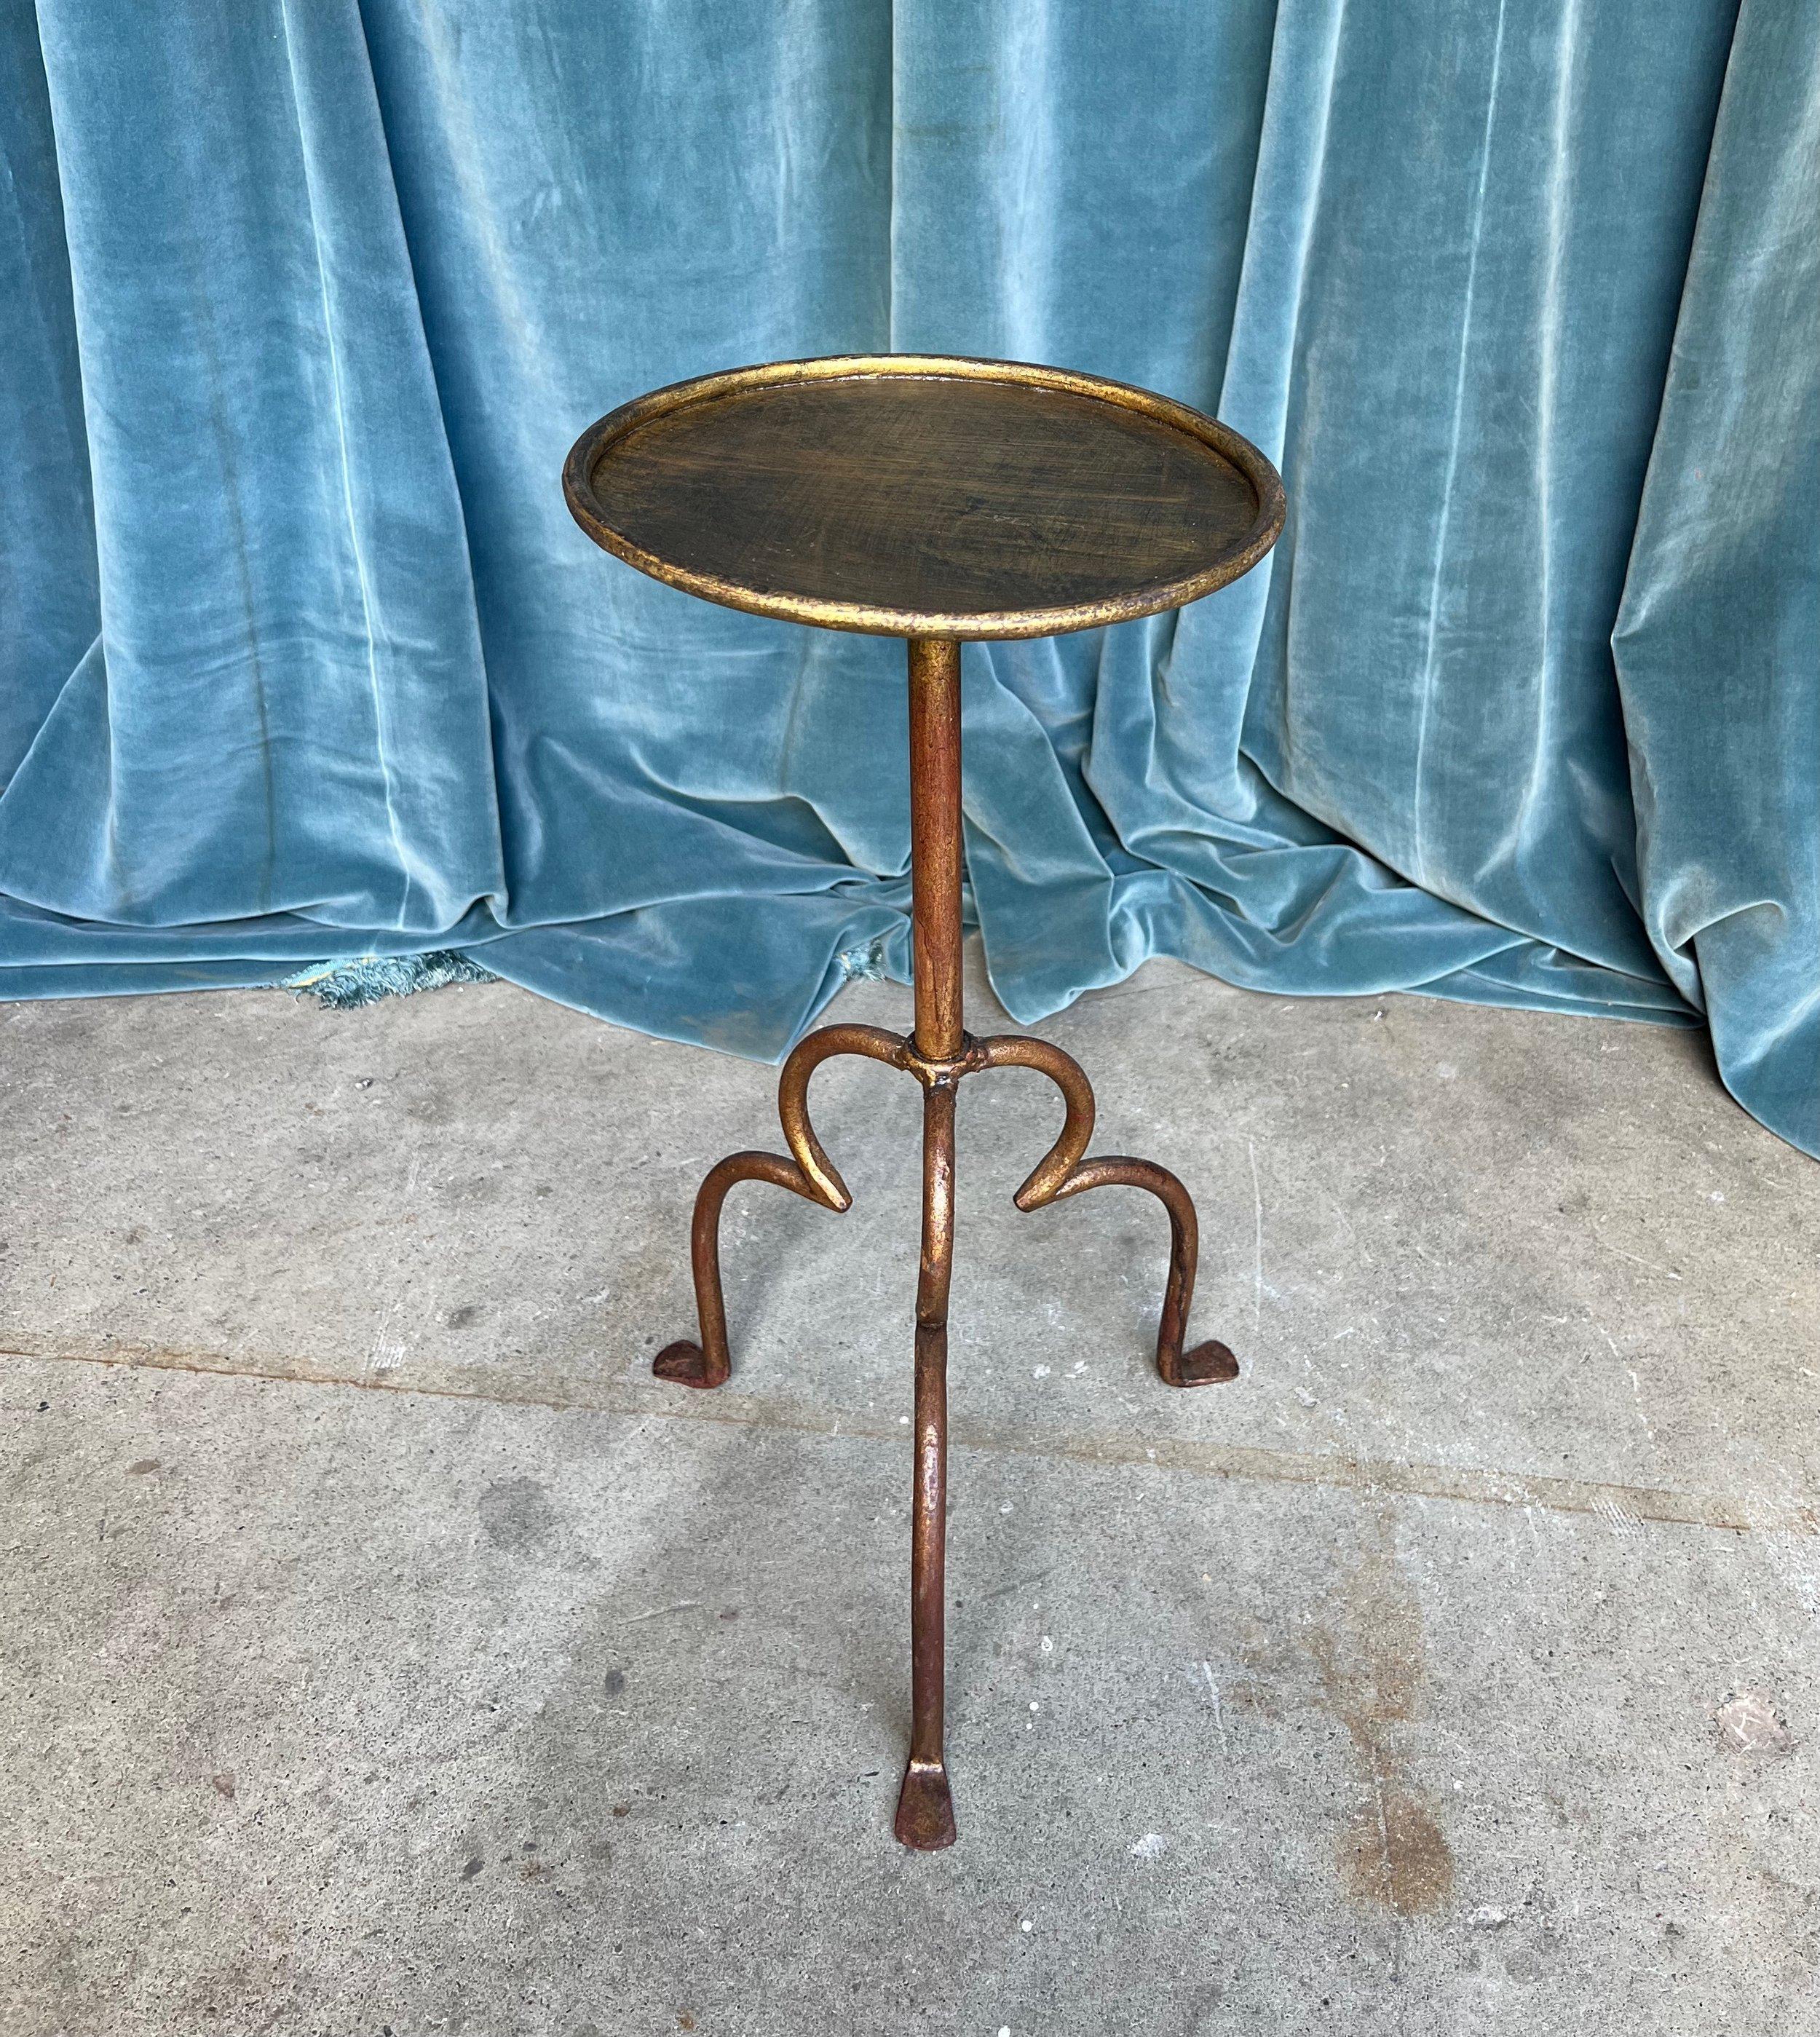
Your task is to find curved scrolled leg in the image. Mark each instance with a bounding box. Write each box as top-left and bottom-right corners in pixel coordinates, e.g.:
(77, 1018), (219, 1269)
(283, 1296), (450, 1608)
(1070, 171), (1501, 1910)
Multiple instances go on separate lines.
(775, 1024), (908, 1209)
(654, 1151), (821, 1389)
(654, 1021), (908, 1388)
(1049, 1155), (1238, 1387)
(973, 1034), (1238, 1389)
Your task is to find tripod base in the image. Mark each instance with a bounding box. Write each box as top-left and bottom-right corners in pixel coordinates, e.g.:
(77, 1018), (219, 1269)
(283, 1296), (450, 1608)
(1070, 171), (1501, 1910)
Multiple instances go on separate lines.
(652, 1017), (1235, 1848)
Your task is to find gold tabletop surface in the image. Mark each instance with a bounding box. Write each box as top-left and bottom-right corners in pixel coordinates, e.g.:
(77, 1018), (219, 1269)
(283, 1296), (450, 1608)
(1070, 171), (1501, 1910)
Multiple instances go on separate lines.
(564, 353), (1284, 641)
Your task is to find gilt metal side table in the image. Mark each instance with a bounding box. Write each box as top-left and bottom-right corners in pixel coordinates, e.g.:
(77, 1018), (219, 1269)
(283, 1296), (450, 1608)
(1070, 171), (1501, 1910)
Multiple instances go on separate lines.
(564, 354), (1283, 1849)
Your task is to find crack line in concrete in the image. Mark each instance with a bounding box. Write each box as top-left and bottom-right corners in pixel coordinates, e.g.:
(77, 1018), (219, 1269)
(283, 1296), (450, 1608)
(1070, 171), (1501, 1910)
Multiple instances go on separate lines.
(4, 1339), (1812, 1538)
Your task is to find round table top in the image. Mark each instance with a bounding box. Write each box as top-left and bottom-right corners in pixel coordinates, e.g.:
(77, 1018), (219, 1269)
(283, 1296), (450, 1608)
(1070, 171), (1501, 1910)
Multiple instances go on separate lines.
(563, 354), (1283, 641)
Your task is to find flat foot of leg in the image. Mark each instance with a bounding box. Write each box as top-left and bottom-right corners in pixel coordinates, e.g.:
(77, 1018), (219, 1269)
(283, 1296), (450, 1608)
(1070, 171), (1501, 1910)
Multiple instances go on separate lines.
(893, 1758), (957, 1851)
(1161, 1337), (1240, 1389)
(653, 1340), (727, 1390)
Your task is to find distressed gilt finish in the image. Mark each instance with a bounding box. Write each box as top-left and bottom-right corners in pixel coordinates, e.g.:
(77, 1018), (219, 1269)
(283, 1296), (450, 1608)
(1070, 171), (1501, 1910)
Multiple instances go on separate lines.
(563, 352), (1284, 641)
(563, 355), (1285, 1851)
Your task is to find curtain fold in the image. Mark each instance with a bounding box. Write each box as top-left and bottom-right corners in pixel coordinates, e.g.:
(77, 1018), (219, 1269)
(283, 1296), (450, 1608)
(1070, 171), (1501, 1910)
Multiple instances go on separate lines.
(4, 0), (505, 932)
(1613, 0), (1820, 1155)
(1, 0), (1813, 1153)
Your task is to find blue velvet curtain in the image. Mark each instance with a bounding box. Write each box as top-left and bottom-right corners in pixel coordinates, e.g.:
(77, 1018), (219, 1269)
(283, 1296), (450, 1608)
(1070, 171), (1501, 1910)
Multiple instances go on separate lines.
(3, 1), (1815, 1153)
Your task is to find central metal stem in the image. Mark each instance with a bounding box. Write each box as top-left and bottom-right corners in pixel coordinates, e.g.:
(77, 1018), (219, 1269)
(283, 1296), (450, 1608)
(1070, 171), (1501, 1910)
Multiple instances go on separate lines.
(895, 635), (963, 1850)
(907, 637), (965, 1060)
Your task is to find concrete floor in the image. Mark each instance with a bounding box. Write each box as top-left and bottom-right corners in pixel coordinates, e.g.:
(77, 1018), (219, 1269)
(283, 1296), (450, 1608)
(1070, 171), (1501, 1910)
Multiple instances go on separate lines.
(2, 950), (1816, 2035)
